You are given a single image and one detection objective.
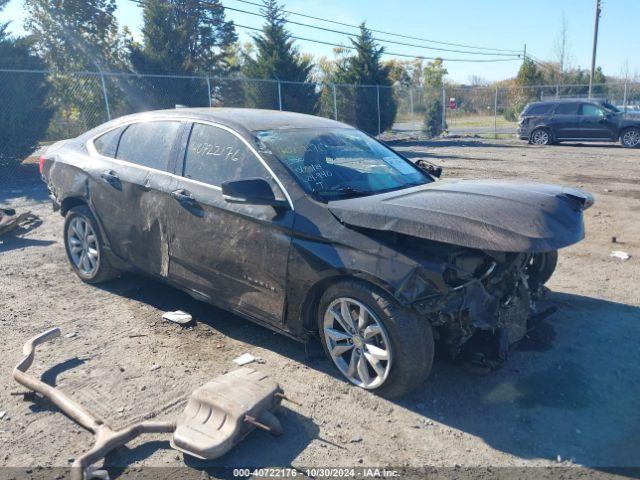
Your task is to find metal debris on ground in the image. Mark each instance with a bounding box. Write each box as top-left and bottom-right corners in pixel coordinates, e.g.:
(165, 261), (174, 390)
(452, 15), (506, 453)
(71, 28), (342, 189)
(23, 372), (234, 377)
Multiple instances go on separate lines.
(233, 352), (263, 366)
(162, 310), (193, 325)
(13, 327), (285, 480)
(610, 250), (631, 261)
(0, 208), (40, 236)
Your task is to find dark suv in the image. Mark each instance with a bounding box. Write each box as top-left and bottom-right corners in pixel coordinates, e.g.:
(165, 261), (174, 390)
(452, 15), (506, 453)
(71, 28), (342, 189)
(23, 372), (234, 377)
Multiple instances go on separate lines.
(517, 99), (640, 147)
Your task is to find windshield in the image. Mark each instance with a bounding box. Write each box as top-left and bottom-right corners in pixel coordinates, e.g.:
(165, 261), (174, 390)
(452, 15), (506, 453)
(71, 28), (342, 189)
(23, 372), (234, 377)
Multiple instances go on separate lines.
(255, 127), (431, 200)
(601, 102), (621, 113)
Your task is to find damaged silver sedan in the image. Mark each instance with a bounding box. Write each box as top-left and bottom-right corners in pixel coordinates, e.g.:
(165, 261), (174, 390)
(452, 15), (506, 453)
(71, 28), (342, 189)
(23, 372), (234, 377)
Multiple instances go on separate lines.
(41, 108), (593, 398)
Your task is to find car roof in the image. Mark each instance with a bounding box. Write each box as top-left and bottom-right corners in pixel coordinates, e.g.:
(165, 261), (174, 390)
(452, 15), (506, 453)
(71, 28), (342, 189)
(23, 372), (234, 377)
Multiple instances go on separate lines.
(528, 98), (607, 106)
(105, 107), (351, 132)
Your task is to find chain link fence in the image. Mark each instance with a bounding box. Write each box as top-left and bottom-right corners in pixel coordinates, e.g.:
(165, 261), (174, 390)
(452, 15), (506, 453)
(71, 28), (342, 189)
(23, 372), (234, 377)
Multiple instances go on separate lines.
(2, 68), (640, 191)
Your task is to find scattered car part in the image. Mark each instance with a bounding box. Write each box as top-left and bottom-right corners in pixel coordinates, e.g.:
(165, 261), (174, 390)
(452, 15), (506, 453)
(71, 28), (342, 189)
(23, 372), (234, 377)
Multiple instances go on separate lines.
(0, 208), (39, 236)
(162, 310), (193, 325)
(610, 250), (631, 261)
(13, 327), (285, 480)
(171, 368), (283, 459)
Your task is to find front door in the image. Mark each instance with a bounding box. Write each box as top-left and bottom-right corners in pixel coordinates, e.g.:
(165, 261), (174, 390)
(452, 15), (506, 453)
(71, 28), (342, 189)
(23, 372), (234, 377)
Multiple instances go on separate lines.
(579, 103), (616, 139)
(166, 122), (294, 324)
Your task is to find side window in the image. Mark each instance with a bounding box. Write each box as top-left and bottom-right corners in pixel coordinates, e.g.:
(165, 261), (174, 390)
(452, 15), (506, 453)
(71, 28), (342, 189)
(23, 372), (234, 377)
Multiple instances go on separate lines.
(93, 127), (123, 157)
(580, 104), (605, 116)
(183, 123), (282, 197)
(116, 121), (182, 171)
(526, 104), (552, 116)
(554, 103), (579, 115)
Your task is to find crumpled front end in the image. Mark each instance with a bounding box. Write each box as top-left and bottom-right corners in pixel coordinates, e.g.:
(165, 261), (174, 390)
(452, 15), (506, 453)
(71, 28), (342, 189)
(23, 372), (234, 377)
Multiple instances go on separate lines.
(394, 240), (556, 368)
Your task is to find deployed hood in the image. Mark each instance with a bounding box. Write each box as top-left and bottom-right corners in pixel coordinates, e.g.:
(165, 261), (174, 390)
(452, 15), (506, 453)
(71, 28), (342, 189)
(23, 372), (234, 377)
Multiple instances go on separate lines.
(328, 180), (593, 253)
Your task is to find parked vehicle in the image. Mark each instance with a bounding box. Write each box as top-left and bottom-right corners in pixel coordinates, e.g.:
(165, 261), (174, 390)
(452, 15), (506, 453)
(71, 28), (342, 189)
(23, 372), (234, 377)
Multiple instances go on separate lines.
(41, 108), (593, 397)
(517, 99), (640, 147)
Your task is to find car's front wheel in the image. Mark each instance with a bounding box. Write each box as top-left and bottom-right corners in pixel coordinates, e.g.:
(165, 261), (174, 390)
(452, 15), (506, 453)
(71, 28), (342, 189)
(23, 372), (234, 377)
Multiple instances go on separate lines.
(529, 127), (552, 145)
(64, 205), (120, 283)
(620, 127), (640, 148)
(318, 280), (434, 398)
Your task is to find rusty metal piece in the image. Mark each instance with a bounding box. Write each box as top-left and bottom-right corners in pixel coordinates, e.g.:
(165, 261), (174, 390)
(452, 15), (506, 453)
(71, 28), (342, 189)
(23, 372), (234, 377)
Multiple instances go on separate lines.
(14, 328), (284, 480)
(275, 392), (302, 407)
(0, 208), (39, 236)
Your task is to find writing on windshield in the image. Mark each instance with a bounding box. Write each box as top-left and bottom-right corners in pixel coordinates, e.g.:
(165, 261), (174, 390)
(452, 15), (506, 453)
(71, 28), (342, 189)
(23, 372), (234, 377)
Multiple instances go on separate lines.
(255, 128), (429, 200)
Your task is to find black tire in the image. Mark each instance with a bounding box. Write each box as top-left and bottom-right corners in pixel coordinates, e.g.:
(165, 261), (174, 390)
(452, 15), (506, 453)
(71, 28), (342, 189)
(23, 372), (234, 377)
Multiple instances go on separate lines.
(527, 250), (558, 289)
(620, 127), (640, 148)
(63, 205), (120, 283)
(317, 279), (434, 398)
(529, 127), (553, 145)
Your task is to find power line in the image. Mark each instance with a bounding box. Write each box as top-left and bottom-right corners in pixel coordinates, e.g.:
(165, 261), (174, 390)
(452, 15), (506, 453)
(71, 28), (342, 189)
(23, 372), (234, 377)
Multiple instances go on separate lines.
(223, 4), (519, 57)
(227, 0), (522, 54)
(231, 22), (520, 62)
(128, 0), (520, 63)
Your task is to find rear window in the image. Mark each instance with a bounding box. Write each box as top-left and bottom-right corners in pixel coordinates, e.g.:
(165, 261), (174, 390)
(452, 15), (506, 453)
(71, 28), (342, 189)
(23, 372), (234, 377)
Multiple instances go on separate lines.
(93, 127), (123, 157)
(554, 103), (579, 115)
(525, 104), (553, 116)
(116, 121), (182, 171)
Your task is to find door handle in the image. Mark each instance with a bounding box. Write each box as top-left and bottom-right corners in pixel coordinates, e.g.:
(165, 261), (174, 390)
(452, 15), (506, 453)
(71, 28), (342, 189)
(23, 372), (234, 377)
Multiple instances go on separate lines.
(100, 170), (120, 187)
(171, 189), (196, 205)
(138, 180), (151, 192)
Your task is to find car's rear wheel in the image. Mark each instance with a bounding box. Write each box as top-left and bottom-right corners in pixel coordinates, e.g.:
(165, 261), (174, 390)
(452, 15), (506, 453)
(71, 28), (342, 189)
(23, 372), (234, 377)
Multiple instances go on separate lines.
(530, 128), (552, 145)
(620, 127), (640, 148)
(318, 280), (434, 398)
(64, 205), (120, 283)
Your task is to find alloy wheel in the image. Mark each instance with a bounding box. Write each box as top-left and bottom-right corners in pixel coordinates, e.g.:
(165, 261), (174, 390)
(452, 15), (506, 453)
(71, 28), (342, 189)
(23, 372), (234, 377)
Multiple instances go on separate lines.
(67, 216), (100, 277)
(531, 129), (550, 145)
(622, 129), (640, 147)
(323, 297), (392, 389)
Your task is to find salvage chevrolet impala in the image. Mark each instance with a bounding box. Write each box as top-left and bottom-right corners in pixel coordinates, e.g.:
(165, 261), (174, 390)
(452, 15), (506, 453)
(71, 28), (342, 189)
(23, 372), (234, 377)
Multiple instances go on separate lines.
(41, 108), (593, 398)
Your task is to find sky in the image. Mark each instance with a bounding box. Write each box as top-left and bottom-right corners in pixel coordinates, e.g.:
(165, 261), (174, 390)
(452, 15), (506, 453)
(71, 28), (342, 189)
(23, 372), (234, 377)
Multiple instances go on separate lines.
(2, 0), (639, 83)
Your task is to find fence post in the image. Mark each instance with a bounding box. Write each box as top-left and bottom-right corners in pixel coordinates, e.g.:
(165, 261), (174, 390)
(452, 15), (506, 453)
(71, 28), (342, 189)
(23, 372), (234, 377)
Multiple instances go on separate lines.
(99, 72), (111, 121)
(332, 83), (338, 120)
(277, 80), (282, 111)
(409, 87), (414, 124)
(493, 86), (498, 139)
(206, 75), (212, 107)
(441, 85), (446, 132)
(623, 80), (628, 112)
(376, 85), (381, 135)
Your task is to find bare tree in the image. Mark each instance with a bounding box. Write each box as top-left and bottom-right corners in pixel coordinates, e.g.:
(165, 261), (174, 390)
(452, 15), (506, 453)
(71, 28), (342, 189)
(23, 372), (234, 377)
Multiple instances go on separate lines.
(554, 13), (570, 85)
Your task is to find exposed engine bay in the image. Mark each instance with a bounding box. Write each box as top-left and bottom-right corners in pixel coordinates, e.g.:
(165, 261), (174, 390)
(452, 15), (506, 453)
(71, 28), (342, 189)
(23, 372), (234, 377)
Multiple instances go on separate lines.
(414, 248), (554, 368)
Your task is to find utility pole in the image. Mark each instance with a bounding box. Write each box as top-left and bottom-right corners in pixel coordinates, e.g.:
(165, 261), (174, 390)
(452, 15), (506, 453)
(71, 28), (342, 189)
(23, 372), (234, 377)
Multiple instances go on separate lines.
(588, 0), (602, 98)
(522, 43), (526, 63)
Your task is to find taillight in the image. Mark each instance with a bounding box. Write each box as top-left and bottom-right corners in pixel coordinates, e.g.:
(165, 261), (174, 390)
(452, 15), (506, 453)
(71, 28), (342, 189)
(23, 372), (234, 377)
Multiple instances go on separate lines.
(38, 155), (45, 174)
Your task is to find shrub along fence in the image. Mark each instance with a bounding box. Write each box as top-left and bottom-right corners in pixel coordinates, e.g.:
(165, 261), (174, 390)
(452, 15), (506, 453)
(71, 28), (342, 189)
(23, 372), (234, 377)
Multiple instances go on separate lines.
(1, 67), (639, 185)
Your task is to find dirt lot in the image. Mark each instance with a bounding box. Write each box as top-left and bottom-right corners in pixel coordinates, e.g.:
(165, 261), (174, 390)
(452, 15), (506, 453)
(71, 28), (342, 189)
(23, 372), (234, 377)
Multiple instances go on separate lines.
(1, 138), (639, 478)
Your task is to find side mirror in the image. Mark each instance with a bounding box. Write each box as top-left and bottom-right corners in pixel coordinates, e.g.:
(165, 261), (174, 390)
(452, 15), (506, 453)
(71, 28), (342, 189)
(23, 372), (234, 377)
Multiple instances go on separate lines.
(415, 159), (442, 178)
(221, 178), (288, 208)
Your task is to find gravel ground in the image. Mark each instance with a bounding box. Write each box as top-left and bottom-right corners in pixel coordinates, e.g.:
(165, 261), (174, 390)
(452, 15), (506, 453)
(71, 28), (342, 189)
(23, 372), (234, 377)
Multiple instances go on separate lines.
(1, 138), (639, 478)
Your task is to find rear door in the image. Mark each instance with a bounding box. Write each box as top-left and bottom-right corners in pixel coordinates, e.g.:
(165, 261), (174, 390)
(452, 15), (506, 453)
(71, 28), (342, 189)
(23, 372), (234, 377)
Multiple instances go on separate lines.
(89, 120), (185, 275)
(579, 103), (616, 139)
(549, 102), (581, 139)
(166, 121), (294, 324)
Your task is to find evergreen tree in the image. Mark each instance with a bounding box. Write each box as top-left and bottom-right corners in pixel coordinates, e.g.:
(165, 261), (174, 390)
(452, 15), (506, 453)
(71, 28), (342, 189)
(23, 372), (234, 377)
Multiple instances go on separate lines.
(422, 58), (447, 137)
(332, 24), (396, 134)
(504, 58), (544, 121)
(24, 0), (126, 136)
(129, 0), (238, 108)
(1, 0), (52, 166)
(243, 0), (318, 113)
